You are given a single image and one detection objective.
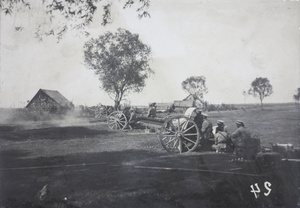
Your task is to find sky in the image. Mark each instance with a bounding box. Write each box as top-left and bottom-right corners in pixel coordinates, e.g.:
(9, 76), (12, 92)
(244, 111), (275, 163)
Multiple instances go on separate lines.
(1, 0), (300, 108)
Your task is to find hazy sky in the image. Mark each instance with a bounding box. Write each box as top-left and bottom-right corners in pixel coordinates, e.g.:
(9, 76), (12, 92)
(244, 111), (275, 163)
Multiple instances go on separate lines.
(1, 0), (300, 107)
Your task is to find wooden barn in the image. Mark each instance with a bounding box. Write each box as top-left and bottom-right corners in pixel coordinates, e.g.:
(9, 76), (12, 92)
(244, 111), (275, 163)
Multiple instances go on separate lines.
(25, 89), (74, 114)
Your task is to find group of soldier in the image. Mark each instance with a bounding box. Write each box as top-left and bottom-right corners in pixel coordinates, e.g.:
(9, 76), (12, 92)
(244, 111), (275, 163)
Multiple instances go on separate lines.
(190, 108), (252, 153)
(127, 105), (253, 154)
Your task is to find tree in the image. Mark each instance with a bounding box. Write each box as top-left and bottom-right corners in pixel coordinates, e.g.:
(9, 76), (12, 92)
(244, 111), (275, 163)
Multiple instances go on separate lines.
(1, 0), (151, 41)
(293, 87), (300, 108)
(242, 90), (249, 104)
(248, 77), (273, 110)
(84, 28), (153, 110)
(181, 76), (208, 107)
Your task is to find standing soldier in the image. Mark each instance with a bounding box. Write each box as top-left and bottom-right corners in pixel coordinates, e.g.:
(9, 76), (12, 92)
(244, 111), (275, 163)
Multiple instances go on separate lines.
(128, 107), (137, 130)
(147, 102), (157, 118)
(201, 113), (213, 142)
(193, 108), (203, 130)
(184, 107), (203, 130)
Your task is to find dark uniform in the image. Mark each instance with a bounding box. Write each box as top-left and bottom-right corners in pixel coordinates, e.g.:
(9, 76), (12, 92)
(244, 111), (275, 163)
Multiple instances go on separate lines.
(231, 121), (258, 159)
(128, 110), (137, 129)
(193, 112), (203, 130)
(147, 103), (157, 118)
(147, 107), (156, 118)
(201, 117), (213, 140)
(231, 126), (251, 143)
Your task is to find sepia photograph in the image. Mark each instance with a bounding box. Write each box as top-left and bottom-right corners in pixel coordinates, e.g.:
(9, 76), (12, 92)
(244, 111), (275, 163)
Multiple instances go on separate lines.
(0, 0), (300, 207)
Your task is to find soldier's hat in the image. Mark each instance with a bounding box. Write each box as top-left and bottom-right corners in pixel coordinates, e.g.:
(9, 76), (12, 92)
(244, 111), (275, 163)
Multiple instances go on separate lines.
(202, 113), (208, 117)
(217, 120), (224, 125)
(149, 102), (156, 107)
(236, 120), (244, 125)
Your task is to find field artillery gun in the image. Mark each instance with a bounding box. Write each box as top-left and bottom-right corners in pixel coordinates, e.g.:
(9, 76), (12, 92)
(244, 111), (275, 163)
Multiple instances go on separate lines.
(107, 107), (264, 157)
(107, 108), (204, 153)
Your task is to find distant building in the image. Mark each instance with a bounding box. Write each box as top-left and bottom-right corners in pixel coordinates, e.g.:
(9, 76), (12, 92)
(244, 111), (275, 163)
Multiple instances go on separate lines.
(183, 94), (195, 102)
(174, 94), (203, 108)
(148, 102), (173, 113)
(25, 89), (74, 114)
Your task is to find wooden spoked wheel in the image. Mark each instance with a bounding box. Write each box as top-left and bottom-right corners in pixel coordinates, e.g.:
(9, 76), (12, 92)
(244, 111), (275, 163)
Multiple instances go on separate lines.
(158, 115), (201, 153)
(107, 111), (128, 130)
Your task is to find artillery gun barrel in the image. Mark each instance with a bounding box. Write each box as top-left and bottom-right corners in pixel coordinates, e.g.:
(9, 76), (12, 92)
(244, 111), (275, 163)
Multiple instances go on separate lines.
(137, 116), (165, 123)
(137, 116), (165, 129)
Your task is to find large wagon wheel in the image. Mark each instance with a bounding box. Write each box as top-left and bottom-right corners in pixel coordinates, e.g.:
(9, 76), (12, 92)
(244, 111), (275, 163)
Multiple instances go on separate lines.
(158, 115), (201, 153)
(107, 111), (128, 130)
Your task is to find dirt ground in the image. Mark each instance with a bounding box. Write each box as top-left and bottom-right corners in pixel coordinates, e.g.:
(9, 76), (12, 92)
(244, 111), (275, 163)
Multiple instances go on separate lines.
(0, 105), (300, 208)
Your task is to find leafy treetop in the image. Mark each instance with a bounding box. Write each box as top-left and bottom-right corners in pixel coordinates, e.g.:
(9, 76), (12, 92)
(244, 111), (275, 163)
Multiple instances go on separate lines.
(1, 0), (151, 42)
(293, 87), (300, 101)
(84, 28), (153, 109)
(248, 77), (273, 109)
(293, 87), (300, 108)
(181, 76), (208, 104)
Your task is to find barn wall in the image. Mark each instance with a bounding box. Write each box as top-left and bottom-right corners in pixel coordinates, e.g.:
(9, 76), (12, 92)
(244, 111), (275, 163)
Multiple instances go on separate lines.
(174, 100), (194, 107)
(27, 91), (63, 113)
(154, 103), (173, 111)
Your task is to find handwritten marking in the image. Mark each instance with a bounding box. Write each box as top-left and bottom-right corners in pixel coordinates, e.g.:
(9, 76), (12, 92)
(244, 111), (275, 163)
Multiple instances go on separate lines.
(250, 181), (272, 198)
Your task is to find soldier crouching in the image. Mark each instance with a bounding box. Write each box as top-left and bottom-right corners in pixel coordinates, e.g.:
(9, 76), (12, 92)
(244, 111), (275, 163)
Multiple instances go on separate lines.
(212, 120), (234, 153)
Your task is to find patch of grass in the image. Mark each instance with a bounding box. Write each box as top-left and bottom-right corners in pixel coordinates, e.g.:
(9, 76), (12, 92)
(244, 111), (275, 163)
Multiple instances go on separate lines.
(204, 106), (300, 147)
(0, 104), (299, 207)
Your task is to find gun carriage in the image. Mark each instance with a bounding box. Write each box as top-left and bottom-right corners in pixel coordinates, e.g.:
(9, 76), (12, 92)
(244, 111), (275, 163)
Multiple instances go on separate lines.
(107, 108), (203, 153)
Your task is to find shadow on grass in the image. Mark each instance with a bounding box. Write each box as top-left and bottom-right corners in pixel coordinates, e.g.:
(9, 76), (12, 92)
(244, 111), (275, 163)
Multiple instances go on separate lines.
(0, 149), (299, 208)
(0, 125), (18, 132)
(0, 149), (32, 171)
(0, 126), (113, 141)
(0, 149), (31, 159)
(2, 197), (79, 208)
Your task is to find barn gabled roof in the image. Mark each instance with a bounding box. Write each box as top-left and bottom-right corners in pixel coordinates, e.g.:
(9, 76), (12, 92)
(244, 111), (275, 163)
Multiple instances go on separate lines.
(26, 89), (72, 108)
(41, 89), (71, 106)
(183, 94), (194, 101)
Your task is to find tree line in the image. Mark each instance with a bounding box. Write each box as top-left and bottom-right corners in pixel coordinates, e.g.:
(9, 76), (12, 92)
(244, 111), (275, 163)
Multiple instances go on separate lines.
(181, 76), (274, 110)
(183, 75), (299, 110)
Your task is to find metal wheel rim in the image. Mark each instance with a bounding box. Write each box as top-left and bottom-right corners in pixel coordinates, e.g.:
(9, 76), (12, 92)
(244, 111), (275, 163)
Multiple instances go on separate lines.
(158, 115), (200, 153)
(107, 111), (128, 130)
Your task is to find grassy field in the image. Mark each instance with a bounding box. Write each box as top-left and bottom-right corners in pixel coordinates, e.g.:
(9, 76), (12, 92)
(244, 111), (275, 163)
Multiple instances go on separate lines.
(201, 104), (300, 148)
(0, 104), (299, 208)
(163, 103), (300, 148)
